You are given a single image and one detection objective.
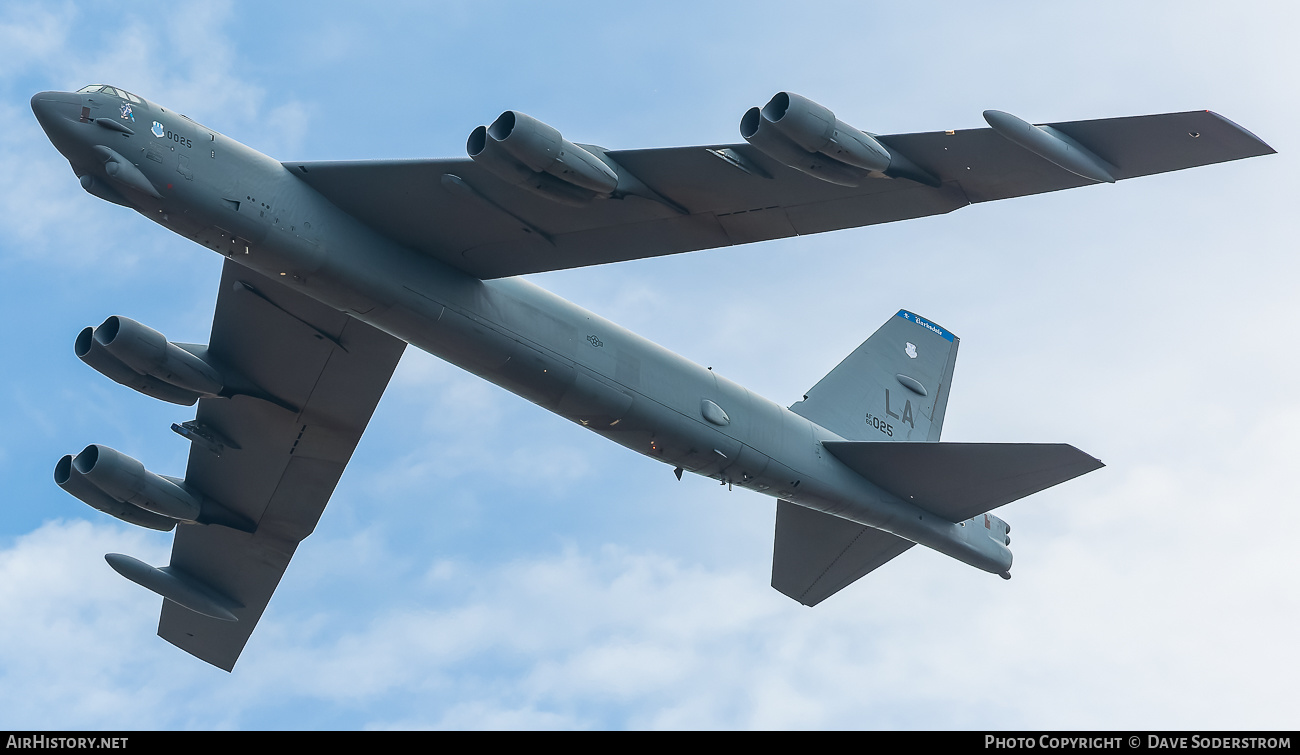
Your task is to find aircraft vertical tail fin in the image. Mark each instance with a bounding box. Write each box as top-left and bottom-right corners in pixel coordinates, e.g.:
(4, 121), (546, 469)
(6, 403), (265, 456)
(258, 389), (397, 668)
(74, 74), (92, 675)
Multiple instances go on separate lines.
(789, 310), (958, 441)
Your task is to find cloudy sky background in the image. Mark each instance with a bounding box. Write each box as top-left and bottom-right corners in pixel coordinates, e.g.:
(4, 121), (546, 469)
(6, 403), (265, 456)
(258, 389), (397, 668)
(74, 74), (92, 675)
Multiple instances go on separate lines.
(1, 0), (1296, 730)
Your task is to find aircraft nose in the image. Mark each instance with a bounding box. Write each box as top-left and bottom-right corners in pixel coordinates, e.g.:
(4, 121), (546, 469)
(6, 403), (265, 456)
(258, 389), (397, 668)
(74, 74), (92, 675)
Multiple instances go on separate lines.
(31, 91), (86, 155)
(32, 91), (81, 130)
(31, 90), (76, 120)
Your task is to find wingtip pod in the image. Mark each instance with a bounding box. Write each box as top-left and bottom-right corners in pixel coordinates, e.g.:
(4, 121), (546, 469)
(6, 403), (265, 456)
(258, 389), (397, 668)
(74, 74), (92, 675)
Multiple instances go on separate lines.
(105, 554), (241, 622)
(983, 110), (1116, 183)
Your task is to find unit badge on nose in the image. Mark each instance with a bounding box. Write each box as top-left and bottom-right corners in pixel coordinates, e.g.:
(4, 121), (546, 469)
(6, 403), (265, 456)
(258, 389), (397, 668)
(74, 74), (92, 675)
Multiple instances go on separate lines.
(151, 121), (165, 138)
(905, 342), (918, 359)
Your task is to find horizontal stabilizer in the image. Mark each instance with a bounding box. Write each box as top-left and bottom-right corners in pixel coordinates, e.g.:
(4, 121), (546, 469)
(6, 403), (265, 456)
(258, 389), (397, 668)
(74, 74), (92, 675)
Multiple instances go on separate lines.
(772, 500), (915, 606)
(823, 441), (1103, 523)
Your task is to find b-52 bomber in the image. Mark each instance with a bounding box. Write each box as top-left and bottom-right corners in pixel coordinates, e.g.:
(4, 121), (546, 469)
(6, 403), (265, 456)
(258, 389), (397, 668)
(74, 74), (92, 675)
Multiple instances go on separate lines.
(32, 86), (1273, 670)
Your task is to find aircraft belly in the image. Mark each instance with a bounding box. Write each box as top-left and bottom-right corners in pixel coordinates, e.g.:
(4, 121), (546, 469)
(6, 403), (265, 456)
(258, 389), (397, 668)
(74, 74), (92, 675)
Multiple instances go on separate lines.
(216, 175), (1025, 579)
(554, 371), (632, 428)
(780, 454), (1012, 575)
(382, 276), (813, 489)
(495, 347), (576, 409)
(218, 195), (927, 534)
(424, 305), (517, 372)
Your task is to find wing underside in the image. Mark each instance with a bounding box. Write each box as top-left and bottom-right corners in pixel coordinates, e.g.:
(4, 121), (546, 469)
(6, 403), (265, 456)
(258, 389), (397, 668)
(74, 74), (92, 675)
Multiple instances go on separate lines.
(287, 110), (1273, 279)
(156, 260), (405, 671)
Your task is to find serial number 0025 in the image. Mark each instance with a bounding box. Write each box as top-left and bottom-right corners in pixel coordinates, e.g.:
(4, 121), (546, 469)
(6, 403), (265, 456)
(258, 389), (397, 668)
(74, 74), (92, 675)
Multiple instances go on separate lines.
(864, 412), (894, 437)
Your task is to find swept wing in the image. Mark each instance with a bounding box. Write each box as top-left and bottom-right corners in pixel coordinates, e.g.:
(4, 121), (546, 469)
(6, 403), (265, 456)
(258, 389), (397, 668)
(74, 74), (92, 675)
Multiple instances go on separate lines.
(155, 261), (405, 670)
(288, 110), (1273, 279)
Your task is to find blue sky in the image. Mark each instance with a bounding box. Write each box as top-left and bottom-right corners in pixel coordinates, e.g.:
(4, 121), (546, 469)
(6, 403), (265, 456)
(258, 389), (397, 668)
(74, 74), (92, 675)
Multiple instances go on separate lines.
(2, 0), (1296, 730)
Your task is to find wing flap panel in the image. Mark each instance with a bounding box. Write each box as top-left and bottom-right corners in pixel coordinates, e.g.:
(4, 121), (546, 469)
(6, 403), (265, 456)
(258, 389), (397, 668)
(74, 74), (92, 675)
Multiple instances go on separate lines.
(461, 211), (732, 278)
(782, 181), (968, 235)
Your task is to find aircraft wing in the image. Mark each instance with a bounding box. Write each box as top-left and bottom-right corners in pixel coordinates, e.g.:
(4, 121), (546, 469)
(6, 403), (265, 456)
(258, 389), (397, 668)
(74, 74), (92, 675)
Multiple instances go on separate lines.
(286, 110), (1273, 279)
(155, 260), (406, 671)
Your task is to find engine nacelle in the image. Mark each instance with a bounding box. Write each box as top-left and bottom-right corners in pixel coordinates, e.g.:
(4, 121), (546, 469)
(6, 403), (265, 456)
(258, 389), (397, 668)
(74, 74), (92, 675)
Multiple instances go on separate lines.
(76, 316), (224, 405)
(741, 92), (940, 187)
(740, 105), (862, 187)
(760, 92), (892, 173)
(468, 110), (619, 200)
(75, 326), (201, 405)
(62, 444), (254, 532)
(71, 444), (200, 521)
(54, 454), (177, 531)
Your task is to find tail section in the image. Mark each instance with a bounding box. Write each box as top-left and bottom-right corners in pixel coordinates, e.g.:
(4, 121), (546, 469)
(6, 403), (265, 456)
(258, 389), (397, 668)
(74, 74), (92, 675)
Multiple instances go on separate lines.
(771, 442), (1100, 605)
(789, 310), (958, 442)
(822, 440), (1103, 523)
(772, 309), (1103, 606)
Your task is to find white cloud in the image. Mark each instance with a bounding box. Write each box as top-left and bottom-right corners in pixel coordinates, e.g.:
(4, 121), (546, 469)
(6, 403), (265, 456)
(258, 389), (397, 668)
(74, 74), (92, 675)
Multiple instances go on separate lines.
(0, 4), (73, 70)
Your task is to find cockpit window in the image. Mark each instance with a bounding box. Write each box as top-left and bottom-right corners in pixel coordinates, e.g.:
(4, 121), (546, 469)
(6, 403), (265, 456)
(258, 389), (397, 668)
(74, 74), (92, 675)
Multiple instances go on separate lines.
(75, 85), (143, 105)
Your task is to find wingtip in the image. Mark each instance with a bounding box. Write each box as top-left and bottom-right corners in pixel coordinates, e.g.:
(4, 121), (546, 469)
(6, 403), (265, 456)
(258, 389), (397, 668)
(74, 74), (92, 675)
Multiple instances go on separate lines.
(1204, 110), (1277, 156)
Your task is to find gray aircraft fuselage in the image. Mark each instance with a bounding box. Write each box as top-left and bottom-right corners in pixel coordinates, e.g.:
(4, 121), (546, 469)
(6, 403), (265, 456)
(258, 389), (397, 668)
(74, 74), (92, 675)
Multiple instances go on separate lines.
(32, 89), (1013, 577)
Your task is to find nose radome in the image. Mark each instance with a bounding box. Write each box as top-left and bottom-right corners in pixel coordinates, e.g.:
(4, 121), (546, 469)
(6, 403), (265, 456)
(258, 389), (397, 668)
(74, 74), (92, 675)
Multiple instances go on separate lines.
(31, 91), (77, 128)
(31, 91), (54, 120)
(32, 90), (68, 110)
(31, 91), (88, 152)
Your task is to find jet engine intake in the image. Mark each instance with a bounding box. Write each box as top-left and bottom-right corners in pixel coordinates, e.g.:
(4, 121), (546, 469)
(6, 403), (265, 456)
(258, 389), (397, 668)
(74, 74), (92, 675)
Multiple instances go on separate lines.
(761, 92), (892, 173)
(467, 111), (619, 203)
(54, 454), (177, 531)
(741, 92), (940, 187)
(76, 316), (224, 405)
(59, 444), (254, 532)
